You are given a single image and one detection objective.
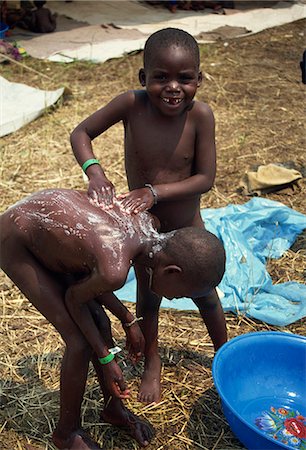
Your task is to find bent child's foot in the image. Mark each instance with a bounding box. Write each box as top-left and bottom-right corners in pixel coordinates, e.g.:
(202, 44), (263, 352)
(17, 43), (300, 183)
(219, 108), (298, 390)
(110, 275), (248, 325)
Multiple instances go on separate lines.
(138, 356), (161, 404)
(102, 401), (154, 447)
(52, 429), (102, 449)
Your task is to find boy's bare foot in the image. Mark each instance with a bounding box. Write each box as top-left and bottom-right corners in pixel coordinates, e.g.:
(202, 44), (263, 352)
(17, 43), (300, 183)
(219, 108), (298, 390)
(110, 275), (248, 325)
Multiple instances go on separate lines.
(138, 356), (161, 404)
(102, 400), (154, 447)
(52, 429), (102, 449)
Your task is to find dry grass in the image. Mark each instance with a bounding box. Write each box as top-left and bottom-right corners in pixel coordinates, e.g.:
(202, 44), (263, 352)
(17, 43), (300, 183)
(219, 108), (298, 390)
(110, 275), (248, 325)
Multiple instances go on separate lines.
(0, 18), (305, 450)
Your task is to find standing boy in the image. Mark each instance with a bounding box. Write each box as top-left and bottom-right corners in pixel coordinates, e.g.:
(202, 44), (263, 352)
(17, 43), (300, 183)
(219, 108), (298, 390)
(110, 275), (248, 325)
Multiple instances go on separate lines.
(70, 28), (227, 405)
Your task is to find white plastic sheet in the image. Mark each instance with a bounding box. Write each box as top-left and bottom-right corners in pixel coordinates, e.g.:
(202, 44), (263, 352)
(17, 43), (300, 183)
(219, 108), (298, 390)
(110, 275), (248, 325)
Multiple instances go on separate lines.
(0, 76), (64, 137)
(14, 1), (306, 63)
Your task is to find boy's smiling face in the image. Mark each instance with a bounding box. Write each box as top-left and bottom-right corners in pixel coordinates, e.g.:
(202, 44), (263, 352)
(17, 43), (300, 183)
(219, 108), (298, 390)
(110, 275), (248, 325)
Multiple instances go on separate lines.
(139, 45), (202, 117)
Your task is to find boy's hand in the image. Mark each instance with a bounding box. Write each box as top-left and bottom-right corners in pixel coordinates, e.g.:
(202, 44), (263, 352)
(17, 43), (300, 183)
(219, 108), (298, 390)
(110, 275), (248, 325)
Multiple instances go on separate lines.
(88, 174), (115, 209)
(125, 323), (145, 364)
(117, 188), (154, 214)
(102, 359), (130, 399)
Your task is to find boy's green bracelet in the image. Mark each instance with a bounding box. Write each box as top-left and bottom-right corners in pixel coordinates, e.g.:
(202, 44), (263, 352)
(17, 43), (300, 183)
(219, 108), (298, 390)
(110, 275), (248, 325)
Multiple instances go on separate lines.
(98, 352), (115, 365)
(82, 158), (100, 173)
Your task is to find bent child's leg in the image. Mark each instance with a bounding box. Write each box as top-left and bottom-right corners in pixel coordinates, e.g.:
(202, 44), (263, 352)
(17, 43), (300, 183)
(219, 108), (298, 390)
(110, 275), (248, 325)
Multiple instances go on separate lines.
(89, 299), (154, 447)
(1, 239), (100, 450)
(134, 265), (162, 404)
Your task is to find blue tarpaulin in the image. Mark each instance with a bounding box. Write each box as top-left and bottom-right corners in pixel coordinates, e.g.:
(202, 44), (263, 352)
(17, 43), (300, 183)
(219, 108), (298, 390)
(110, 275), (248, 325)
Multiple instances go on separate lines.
(115, 198), (306, 326)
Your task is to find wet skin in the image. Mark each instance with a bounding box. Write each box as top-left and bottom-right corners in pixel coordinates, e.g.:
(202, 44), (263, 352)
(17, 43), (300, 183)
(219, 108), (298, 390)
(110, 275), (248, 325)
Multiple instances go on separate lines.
(71, 44), (227, 404)
(0, 189), (162, 448)
(1, 189), (219, 446)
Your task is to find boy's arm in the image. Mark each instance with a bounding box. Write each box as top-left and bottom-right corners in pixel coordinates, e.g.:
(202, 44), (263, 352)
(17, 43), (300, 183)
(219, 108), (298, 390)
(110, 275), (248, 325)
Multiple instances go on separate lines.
(65, 271), (118, 358)
(65, 269), (131, 399)
(70, 91), (135, 206)
(119, 103), (216, 212)
(97, 292), (145, 363)
(65, 265), (145, 353)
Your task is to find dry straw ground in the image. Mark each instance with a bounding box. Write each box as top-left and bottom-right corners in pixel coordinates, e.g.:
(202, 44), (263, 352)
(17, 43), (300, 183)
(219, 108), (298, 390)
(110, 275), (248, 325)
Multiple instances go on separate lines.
(0, 18), (305, 450)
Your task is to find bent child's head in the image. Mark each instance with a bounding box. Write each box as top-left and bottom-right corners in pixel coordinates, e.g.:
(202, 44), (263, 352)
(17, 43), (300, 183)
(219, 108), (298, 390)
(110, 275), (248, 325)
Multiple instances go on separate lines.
(139, 28), (202, 116)
(152, 227), (225, 300)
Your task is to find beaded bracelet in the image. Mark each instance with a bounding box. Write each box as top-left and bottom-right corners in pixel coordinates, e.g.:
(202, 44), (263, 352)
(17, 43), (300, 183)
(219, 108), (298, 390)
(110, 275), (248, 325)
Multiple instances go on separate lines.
(98, 352), (115, 365)
(145, 184), (158, 204)
(124, 316), (143, 328)
(82, 158), (100, 173)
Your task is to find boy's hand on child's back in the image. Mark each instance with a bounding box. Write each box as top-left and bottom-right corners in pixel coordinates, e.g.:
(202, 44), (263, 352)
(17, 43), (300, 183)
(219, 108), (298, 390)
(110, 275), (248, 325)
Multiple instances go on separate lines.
(118, 188), (155, 214)
(125, 323), (145, 364)
(102, 359), (130, 399)
(88, 174), (115, 209)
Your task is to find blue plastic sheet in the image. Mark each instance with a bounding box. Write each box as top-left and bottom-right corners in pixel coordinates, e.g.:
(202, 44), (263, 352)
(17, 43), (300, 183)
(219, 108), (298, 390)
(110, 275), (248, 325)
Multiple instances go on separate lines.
(115, 198), (306, 326)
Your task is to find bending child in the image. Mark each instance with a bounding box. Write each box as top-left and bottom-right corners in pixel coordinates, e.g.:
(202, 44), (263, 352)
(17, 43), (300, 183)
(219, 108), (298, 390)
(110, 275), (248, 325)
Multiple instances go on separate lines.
(0, 188), (225, 450)
(70, 27), (228, 404)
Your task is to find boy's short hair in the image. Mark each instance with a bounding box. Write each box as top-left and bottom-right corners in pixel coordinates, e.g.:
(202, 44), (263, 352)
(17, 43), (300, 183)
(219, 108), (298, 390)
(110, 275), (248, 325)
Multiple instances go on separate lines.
(144, 27), (200, 69)
(164, 227), (225, 290)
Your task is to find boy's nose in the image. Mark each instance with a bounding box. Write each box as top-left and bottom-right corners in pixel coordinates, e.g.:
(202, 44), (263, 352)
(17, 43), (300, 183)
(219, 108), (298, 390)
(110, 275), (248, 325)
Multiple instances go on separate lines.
(166, 80), (180, 91)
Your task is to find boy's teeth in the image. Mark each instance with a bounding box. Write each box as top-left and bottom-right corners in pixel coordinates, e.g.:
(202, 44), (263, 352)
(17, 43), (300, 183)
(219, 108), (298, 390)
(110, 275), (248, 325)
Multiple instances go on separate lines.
(163, 98), (182, 104)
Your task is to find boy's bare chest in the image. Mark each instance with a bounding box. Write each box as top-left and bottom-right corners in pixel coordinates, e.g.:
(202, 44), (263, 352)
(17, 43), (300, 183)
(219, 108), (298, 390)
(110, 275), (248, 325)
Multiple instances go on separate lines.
(125, 114), (196, 171)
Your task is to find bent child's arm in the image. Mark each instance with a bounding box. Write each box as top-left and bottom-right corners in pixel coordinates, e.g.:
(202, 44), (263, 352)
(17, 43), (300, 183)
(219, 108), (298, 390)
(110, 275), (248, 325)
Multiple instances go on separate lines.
(97, 292), (145, 363)
(70, 91), (134, 206)
(65, 273), (114, 359)
(65, 271), (131, 399)
(65, 265), (140, 358)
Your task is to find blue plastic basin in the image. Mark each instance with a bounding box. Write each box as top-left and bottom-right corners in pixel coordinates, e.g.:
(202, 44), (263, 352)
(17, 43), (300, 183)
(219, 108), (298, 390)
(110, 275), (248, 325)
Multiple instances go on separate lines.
(212, 332), (306, 449)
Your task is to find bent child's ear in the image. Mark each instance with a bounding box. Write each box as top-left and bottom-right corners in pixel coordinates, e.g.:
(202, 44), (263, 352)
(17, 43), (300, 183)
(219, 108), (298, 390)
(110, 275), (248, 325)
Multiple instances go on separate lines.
(197, 71), (203, 87)
(139, 68), (146, 86)
(163, 265), (182, 276)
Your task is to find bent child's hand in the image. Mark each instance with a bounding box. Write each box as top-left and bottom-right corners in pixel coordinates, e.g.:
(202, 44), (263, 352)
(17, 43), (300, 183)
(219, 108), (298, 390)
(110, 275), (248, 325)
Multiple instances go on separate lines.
(88, 174), (115, 209)
(102, 359), (130, 399)
(117, 188), (155, 214)
(124, 322), (145, 364)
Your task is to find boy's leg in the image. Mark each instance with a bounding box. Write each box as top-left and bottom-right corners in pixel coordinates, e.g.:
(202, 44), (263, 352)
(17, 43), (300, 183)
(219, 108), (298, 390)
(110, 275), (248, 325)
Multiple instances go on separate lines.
(192, 288), (227, 352)
(1, 241), (99, 450)
(190, 218), (227, 351)
(134, 265), (162, 404)
(88, 298), (154, 447)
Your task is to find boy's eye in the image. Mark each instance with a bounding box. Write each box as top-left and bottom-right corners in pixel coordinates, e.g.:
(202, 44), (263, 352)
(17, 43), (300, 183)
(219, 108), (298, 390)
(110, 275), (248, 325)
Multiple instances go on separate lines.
(154, 74), (167, 81)
(179, 74), (194, 83)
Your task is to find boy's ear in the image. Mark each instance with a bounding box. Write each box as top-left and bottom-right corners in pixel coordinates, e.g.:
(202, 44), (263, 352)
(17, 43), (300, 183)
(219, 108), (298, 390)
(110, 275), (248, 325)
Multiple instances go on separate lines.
(197, 71), (203, 87)
(163, 265), (182, 276)
(139, 68), (146, 86)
